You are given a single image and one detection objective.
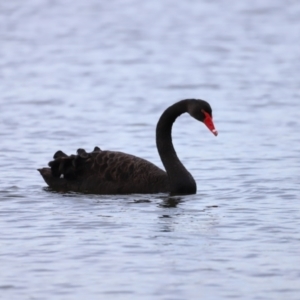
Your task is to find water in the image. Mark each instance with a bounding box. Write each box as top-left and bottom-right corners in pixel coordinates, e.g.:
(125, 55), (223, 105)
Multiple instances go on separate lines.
(1, 0), (300, 299)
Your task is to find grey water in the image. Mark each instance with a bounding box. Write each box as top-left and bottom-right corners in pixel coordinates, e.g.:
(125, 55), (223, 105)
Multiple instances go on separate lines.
(1, 0), (300, 299)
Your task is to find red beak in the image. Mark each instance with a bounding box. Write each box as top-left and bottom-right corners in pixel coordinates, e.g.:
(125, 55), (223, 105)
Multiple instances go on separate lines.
(202, 110), (218, 136)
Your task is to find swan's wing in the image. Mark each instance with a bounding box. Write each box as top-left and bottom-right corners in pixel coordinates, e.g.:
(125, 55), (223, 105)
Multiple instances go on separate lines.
(39, 148), (168, 194)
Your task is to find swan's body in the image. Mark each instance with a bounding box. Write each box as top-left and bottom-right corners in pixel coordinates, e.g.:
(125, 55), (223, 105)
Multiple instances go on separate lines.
(39, 149), (169, 194)
(38, 99), (217, 195)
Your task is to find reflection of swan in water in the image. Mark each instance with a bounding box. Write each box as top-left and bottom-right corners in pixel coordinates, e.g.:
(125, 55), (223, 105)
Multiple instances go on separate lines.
(159, 196), (183, 208)
(38, 99), (217, 195)
(156, 195), (219, 233)
(157, 196), (183, 232)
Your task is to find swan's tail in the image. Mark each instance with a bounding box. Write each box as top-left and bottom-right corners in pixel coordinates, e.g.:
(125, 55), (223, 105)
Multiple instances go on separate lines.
(38, 146), (102, 191)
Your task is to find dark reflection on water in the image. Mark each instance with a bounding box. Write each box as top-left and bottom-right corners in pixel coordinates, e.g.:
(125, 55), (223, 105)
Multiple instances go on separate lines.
(158, 196), (183, 208)
(132, 199), (151, 204)
(1, 0), (300, 299)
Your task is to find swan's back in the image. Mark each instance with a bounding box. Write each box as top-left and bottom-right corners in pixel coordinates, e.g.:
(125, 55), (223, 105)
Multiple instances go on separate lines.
(38, 147), (169, 194)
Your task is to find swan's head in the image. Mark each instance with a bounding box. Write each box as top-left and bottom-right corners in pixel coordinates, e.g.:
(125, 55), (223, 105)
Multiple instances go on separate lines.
(187, 99), (218, 136)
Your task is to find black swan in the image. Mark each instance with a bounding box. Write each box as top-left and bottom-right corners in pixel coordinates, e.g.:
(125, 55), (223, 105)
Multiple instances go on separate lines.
(38, 99), (217, 195)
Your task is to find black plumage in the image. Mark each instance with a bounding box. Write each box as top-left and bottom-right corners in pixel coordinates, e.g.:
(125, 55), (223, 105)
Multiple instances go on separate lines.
(38, 99), (217, 195)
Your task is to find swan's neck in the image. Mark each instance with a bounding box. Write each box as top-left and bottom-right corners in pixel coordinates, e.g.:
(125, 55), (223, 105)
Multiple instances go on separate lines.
(156, 100), (196, 195)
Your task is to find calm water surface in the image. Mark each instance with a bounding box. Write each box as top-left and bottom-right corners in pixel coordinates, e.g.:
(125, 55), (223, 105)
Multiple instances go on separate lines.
(1, 1), (300, 299)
